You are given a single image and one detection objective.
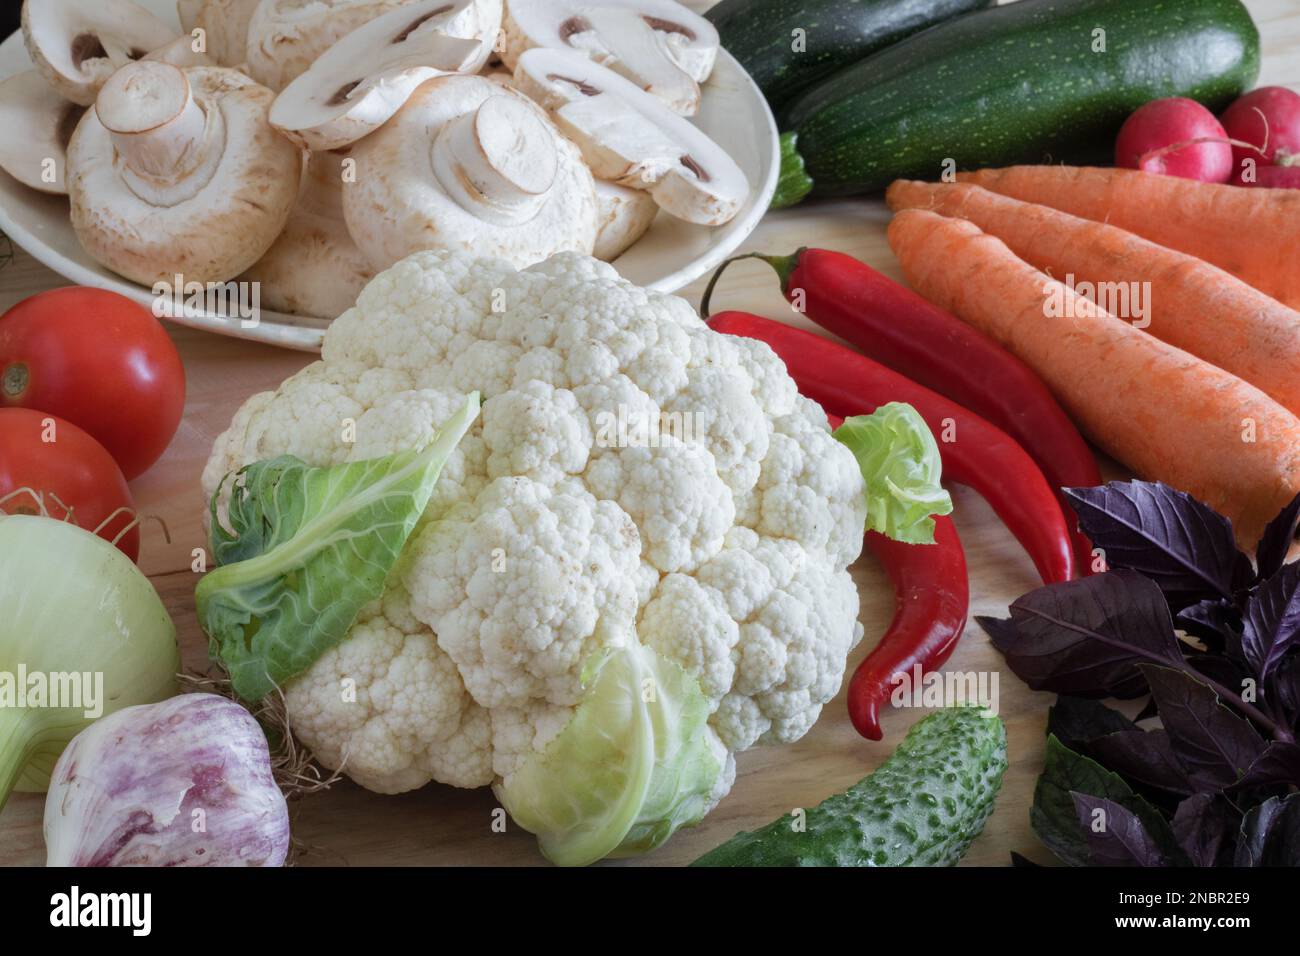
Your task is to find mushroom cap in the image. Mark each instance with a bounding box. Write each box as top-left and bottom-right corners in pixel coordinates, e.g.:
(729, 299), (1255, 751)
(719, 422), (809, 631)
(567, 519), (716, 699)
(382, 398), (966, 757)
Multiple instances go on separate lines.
(514, 48), (749, 226)
(342, 73), (598, 271)
(187, 0), (263, 68)
(68, 66), (304, 286)
(500, 0), (719, 115)
(245, 0), (418, 92)
(269, 0), (495, 152)
(241, 150), (376, 318)
(0, 70), (84, 195)
(593, 180), (657, 261)
(22, 0), (180, 106)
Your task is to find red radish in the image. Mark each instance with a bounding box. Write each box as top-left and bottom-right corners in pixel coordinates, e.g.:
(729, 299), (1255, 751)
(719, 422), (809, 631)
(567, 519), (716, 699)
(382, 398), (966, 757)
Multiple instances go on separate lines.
(1244, 165), (1300, 189)
(1115, 97), (1234, 183)
(1221, 86), (1300, 184)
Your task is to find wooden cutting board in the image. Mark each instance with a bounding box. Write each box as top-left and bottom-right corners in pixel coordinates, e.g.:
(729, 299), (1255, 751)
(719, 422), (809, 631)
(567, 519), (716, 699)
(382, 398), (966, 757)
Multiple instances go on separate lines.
(0, 0), (1296, 867)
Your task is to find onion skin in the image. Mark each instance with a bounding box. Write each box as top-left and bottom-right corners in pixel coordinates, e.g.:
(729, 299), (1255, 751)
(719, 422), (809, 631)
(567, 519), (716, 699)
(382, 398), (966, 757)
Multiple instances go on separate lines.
(43, 694), (290, 867)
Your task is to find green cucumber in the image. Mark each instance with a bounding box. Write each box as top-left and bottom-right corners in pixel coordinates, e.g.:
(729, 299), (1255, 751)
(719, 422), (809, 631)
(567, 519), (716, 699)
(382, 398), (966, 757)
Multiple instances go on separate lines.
(706, 0), (994, 122)
(691, 707), (1007, 867)
(776, 0), (1261, 202)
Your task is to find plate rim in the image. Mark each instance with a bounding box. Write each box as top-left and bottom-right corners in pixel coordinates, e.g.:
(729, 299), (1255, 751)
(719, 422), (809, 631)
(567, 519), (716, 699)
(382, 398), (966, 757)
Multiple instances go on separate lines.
(0, 22), (779, 354)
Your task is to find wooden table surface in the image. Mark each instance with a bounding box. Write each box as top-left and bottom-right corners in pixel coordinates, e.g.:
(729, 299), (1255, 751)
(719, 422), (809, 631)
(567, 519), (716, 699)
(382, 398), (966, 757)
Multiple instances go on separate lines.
(1, 0), (1297, 867)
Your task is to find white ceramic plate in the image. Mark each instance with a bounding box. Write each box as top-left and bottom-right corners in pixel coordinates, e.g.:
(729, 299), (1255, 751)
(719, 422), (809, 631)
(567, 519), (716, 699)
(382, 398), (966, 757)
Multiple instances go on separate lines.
(0, 2), (779, 352)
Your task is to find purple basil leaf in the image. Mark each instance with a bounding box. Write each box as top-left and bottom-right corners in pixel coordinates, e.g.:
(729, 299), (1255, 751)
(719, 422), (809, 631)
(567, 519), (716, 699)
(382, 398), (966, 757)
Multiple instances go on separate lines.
(984, 571), (1182, 699)
(1064, 481), (1253, 607)
(1089, 730), (1193, 795)
(1243, 561), (1300, 681)
(1176, 599), (1243, 658)
(1045, 699), (1190, 792)
(1047, 696), (1136, 749)
(1182, 653), (1252, 697)
(1273, 656), (1300, 724)
(1231, 741), (1300, 791)
(1071, 793), (1169, 866)
(1032, 736), (1177, 867)
(1234, 794), (1300, 866)
(1256, 492), (1300, 580)
(1172, 793), (1237, 867)
(1138, 664), (1267, 791)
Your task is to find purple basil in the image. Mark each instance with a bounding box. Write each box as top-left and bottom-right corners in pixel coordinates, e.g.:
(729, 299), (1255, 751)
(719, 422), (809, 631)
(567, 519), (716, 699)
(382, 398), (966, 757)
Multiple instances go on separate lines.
(1064, 481), (1254, 606)
(986, 480), (1300, 867)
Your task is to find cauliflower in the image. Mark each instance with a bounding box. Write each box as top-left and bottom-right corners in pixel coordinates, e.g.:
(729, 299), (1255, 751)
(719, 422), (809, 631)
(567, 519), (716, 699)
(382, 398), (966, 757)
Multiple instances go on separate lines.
(203, 250), (873, 862)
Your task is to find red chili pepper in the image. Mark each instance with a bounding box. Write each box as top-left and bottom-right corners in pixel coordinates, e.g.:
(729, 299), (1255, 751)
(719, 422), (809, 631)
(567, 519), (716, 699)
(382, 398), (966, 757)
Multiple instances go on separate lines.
(703, 249), (1100, 571)
(826, 410), (972, 740)
(857, 519), (969, 740)
(710, 310), (1075, 584)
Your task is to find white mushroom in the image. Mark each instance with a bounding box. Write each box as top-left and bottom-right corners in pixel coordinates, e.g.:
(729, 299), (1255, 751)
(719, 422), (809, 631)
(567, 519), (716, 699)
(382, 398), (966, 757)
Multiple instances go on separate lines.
(0, 71), (84, 196)
(245, 0), (425, 92)
(343, 73), (598, 270)
(241, 150), (376, 318)
(514, 49), (749, 226)
(593, 180), (657, 261)
(270, 0), (495, 152)
(67, 61), (304, 286)
(181, 0), (262, 69)
(21, 0), (180, 107)
(500, 0), (719, 115)
(144, 36), (216, 68)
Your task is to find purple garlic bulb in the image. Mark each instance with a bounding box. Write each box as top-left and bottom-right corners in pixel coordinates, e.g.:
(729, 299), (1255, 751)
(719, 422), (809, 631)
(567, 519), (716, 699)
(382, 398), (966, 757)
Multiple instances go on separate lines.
(44, 694), (290, 866)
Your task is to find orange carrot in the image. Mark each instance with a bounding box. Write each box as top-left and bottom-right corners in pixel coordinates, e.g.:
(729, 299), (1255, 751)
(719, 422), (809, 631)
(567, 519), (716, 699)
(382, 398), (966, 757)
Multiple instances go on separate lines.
(886, 208), (1300, 547)
(886, 179), (1300, 417)
(955, 166), (1300, 310)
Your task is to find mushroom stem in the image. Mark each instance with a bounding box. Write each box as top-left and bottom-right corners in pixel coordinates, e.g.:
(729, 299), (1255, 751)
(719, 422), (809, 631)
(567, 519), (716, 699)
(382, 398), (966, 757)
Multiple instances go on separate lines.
(95, 61), (208, 183)
(431, 94), (559, 225)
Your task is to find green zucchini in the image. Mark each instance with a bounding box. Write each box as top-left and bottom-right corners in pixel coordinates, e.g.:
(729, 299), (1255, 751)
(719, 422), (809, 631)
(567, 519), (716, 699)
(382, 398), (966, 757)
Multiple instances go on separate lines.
(691, 707), (1007, 867)
(776, 0), (1261, 203)
(707, 0), (994, 121)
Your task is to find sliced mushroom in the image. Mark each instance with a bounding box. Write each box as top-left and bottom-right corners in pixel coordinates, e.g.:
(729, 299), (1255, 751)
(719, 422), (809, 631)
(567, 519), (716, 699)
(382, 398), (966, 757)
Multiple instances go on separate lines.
(241, 150), (376, 318)
(21, 0), (180, 107)
(67, 62), (303, 285)
(500, 0), (719, 115)
(270, 0), (494, 152)
(593, 180), (657, 261)
(514, 49), (749, 226)
(144, 35), (216, 68)
(343, 73), (598, 270)
(246, 0), (430, 92)
(0, 71), (84, 195)
(183, 0), (262, 69)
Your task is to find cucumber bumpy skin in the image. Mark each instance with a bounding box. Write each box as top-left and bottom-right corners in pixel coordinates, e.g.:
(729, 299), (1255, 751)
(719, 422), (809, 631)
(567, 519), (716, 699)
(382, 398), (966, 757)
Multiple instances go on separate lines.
(691, 707), (1007, 867)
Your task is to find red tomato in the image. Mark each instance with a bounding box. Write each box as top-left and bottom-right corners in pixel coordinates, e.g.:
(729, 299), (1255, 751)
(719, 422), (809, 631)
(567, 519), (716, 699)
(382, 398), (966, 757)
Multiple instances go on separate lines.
(0, 288), (186, 480)
(0, 408), (140, 561)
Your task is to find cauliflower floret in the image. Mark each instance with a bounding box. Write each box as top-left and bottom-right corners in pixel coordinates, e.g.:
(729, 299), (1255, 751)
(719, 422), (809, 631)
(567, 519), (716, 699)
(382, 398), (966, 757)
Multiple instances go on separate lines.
(585, 438), (734, 574)
(405, 477), (640, 708)
(284, 592), (493, 793)
(203, 249), (867, 807)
